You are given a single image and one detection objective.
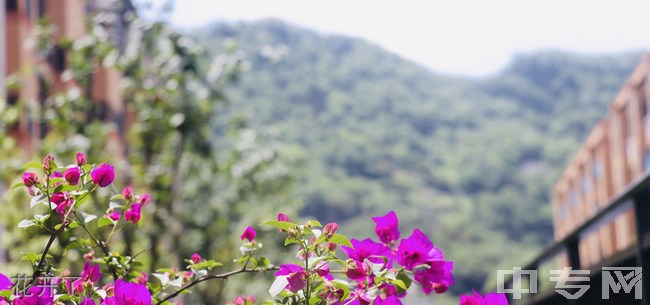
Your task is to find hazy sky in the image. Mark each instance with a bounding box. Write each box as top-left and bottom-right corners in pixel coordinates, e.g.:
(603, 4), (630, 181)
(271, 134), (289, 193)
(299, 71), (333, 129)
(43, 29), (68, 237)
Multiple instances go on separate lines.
(163, 0), (650, 77)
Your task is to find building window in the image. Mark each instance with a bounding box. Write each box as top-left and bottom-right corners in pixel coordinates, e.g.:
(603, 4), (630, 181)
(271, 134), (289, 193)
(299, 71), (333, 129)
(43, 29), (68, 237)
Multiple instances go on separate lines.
(38, 0), (46, 18)
(570, 191), (578, 206)
(49, 45), (66, 72)
(581, 176), (590, 194)
(592, 158), (602, 180)
(6, 0), (18, 11)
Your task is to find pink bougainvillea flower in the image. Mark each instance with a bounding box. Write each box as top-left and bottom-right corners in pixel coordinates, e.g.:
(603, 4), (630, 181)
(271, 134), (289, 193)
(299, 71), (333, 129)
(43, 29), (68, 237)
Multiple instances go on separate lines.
(122, 186), (134, 201)
(191, 253), (202, 264)
(0, 273), (11, 302)
(15, 284), (54, 305)
(101, 279), (152, 305)
(415, 261), (454, 295)
(233, 295), (256, 305)
(372, 211), (400, 245)
(76, 152), (87, 166)
(139, 194), (151, 206)
(136, 272), (148, 285)
(240, 226), (256, 242)
(81, 262), (101, 283)
(341, 238), (393, 268)
(124, 204), (142, 223)
(51, 192), (74, 217)
(345, 260), (368, 281)
(91, 163), (115, 187)
(22, 172), (39, 187)
(274, 264), (307, 292)
(109, 211), (121, 222)
(42, 154), (55, 173)
(64, 167), (81, 185)
(460, 290), (508, 305)
(323, 222), (339, 238)
(374, 295), (403, 305)
(277, 213), (291, 222)
(396, 229), (438, 271)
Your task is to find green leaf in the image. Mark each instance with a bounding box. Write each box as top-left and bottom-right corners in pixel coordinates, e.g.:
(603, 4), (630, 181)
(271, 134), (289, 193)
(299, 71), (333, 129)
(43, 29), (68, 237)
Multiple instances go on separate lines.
(69, 221), (80, 229)
(284, 237), (301, 246)
(391, 279), (407, 291)
(396, 271), (412, 293)
(22, 161), (42, 170)
(263, 220), (297, 231)
(10, 181), (25, 190)
(0, 289), (13, 300)
(328, 233), (352, 248)
(98, 217), (113, 228)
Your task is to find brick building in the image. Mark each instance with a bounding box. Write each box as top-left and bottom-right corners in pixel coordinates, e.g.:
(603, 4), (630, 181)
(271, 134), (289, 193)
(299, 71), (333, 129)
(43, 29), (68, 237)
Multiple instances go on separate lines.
(552, 54), (650, 270)
(1, 0), (131, 156)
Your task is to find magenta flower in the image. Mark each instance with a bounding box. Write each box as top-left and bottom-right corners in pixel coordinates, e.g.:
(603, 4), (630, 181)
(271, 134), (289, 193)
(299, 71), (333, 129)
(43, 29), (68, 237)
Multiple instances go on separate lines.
(0, 273), (11, 302)
(23, 172), (39, 187)
(374, 295), (403, 305)
(415, 260), (454, 295)
(101, 279), (152, 305)
(64, 167), (81, 185)
(323, 222), (339, 238)
(191, 253), (202, 264)
(91, 163), (115, 187)
(345, 260), (368, 281)
(233, 295), (256, 305)
(139, 194), (151, 206)
(372, 211), (400, 245)
(122, 186), (134, 201)
(396, 229), (439, 271)
(274, 264), (307, 292)
(42, 154), (55, 173)
(109, 211), (121, 222)
(277, 213), (291, 222)
(76, 152), (87, 166)
(14, 284), (54, 305)
(460, 290), (508, 305)
(81, 262), (101, 283)
(136, 272), (148, 285)
(341, 238), (393, 268)
(51, 192), (74, 217)
(240, 226), (256, 242)
(124, 204), (142, 223)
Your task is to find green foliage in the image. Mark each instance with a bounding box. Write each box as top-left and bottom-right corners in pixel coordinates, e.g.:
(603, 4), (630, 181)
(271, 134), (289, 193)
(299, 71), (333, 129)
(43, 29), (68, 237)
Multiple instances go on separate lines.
(191, 19), (642, 297)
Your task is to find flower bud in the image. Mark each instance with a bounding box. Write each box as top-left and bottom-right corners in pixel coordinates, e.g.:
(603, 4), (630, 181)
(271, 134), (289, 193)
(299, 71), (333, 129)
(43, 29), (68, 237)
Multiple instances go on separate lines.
(139, 193), (151, 206)
(287, 226), (300, 239)
(191, 253), (202, 264)
(109, 211), (121, 222)
(323, 222), (339, 238)
(42, 154), (55, 174)
(124, 204), (142, 223)
(64, 167), (81, 185)
(90, 163), (115, 187)
(75, 152), (87, 166)
(326, 242), (337, 252)
(84, 249), (95, 261)
(122, 186), (134, 201)
(22, 172), (39, 187)
(277, 213), (291, 222)
(240, 226), (256, 242)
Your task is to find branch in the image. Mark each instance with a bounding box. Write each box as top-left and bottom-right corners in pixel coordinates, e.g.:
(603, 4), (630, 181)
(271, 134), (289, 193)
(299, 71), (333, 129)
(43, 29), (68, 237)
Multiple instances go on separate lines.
(29, 221), (69, 285)
(155, 267), (279, 305)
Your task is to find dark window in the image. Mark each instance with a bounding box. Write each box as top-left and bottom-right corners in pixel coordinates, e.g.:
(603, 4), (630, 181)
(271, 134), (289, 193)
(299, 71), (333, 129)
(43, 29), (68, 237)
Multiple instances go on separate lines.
(112, 113), (125, 135)
(93, 103), (108, 121)
(49, 45), (66, 72)
(25, 0), (32, 20)
(38, 0), (46, 18)
(7, 93), (19, 106)
(6, 0), (18, 11)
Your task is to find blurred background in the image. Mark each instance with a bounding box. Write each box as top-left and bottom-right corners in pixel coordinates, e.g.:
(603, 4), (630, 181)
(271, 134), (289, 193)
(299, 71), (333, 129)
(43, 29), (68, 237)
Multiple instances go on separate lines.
(1, 0), (649, 304)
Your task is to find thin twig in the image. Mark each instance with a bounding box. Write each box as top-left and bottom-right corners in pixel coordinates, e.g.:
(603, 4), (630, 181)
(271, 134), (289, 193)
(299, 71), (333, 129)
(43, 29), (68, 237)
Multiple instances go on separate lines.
(155, 266), (279, 305)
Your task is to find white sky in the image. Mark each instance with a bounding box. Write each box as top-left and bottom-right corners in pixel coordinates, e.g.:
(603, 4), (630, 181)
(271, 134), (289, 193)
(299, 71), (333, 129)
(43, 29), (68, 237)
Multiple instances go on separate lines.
(163, 0), (650, 77)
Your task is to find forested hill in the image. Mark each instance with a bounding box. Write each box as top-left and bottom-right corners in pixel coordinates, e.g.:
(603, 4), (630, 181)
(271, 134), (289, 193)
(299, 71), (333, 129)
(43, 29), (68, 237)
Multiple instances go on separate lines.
(190, 19), (642, 298)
